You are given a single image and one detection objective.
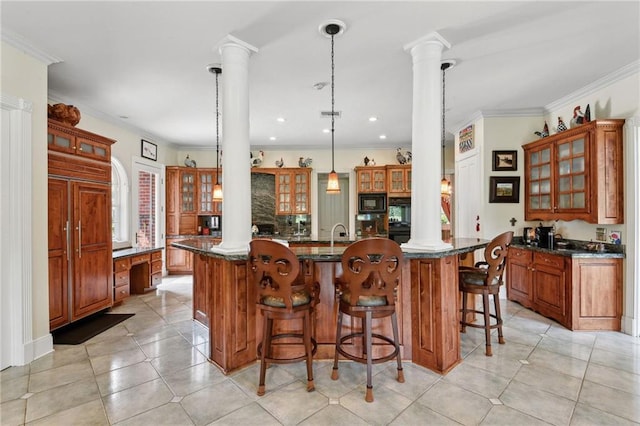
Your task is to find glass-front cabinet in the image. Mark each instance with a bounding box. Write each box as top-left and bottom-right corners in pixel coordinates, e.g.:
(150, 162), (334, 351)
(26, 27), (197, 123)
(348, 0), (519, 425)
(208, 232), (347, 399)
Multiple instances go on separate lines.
(386, 165), (411, 197)
(197, 169), (222, 215)
(523, 119), (624, 224)
(180, 169), (196, 214)
(276, 168), (311, 215)
(355, 166), (386, 193)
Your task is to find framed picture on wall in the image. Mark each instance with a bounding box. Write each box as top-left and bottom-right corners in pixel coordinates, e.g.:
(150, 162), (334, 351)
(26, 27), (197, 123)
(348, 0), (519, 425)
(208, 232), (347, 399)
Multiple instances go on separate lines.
(141, 139), (157, 161)
(489, 176), (520, 203)
(492, 150), (517, 171)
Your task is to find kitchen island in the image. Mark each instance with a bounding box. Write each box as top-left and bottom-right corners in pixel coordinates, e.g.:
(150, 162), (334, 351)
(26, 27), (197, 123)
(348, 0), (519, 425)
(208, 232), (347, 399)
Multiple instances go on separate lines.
(172, 237), (488, 375)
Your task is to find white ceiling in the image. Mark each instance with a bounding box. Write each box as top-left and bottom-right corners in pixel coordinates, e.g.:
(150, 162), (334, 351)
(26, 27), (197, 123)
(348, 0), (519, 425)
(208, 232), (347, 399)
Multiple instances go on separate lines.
(2, 1), (639, 150)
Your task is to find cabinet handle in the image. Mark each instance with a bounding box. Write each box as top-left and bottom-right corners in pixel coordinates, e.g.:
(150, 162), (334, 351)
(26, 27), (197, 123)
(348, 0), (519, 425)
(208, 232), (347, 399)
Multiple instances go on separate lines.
(77, 221), (82, 258)
(64, 220), (70, 261)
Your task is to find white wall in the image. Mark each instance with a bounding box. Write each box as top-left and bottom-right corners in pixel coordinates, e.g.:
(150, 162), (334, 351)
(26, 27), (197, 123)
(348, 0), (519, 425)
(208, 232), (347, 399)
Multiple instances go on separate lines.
(1, 42), (49, 344)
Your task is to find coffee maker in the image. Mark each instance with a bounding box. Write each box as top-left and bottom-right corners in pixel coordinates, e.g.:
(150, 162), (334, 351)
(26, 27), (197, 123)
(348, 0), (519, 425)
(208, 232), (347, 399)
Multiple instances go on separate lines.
(536, 226), (555, 248)
(523, 227), (536, 245)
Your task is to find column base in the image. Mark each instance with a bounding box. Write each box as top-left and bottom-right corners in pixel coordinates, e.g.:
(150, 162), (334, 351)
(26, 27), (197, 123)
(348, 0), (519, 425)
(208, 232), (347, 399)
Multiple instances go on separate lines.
(211, 242), (249, 255)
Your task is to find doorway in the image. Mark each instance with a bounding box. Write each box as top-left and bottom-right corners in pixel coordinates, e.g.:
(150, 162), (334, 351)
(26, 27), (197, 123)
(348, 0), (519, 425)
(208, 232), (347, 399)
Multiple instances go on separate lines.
(317, 173), (349, 240)
(132, 159), (165, 249)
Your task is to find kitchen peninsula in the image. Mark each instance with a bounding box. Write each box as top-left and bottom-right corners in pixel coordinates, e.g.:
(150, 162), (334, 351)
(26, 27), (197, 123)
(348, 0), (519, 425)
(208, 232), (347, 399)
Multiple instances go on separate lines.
(172, 237), (488, 375)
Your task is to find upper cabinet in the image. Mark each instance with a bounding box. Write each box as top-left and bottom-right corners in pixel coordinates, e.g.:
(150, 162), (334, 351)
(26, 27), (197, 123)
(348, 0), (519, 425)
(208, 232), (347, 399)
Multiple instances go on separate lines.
(275, 168), (311, 215)
(48, 119), (112, 162)
(523, 119), (624, 224)
(197, 169), (222, 215)
(355, 166), (386, 193)
(386, 165), (412, 197)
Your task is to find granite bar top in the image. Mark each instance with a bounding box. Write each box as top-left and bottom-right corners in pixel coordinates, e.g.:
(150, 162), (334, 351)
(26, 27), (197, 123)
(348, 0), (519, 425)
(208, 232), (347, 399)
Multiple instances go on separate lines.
(171, 237), (488, 262)
(511, 238), (625, 259)
(112, 246), (164, 259)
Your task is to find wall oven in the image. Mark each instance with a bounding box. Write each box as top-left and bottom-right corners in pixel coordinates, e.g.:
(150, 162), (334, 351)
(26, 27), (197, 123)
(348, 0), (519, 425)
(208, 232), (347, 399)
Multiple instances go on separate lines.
(388, 197), (411, 243)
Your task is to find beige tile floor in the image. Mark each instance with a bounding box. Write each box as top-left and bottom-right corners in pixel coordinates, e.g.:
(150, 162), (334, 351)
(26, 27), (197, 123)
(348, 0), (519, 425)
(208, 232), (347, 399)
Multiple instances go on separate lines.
(2, 275), (639, 425)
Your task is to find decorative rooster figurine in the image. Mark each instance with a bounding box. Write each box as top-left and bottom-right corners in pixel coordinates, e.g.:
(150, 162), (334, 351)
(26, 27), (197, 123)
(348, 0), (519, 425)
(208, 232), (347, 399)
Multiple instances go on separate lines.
(570, 106), (584, 128)
(250, 150), (264, 168)
(395, 148), (407, 164)
(275, 157), (284, 168)
(557, 117), (568, 132)
(184, 155), (197, 168)
(534, 121), (549, 138)
(298, 157), (312, 167)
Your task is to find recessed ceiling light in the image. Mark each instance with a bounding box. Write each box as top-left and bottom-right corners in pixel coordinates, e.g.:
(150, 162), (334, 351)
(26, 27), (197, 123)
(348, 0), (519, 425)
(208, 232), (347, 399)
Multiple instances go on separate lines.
(379, 134), (387, 140)
(269, 136), (276, 141)
(322, 129), (330, 133)
(276, 117), (286, 123)
(368, 116), (378, 122)
(119, 115), (129, 119)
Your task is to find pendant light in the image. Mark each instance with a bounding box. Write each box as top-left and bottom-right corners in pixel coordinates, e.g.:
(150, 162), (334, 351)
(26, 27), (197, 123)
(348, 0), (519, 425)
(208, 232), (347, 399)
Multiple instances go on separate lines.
(440, 60), (455, 198)
(208, 64), (223, 201)
(321, 20), (346, 194)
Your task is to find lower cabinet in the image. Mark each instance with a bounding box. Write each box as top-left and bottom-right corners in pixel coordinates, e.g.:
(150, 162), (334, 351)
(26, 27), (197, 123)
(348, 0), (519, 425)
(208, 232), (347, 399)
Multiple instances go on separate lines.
(112, 248), (163, 302)
(507, 246), (622, 330)
(167, 238), (194, 274)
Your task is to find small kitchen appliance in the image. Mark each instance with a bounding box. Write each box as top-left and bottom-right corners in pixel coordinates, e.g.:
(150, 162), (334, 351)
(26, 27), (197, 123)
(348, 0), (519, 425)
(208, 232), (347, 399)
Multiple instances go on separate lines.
(536, 226), (555, 249)
(523, 227), (536, 245)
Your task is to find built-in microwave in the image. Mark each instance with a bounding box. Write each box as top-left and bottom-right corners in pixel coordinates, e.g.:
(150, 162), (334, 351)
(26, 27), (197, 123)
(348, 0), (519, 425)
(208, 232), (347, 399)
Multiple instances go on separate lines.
(358, 193), (387, 214)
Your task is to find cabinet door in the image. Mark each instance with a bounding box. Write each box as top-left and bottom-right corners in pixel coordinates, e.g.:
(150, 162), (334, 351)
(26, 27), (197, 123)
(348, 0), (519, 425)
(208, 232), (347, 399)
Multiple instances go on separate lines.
(532, 253), (567, 325)
(47, 127), (76, 155)
(166, 168), (180, 235)
(197, 169), (215, 214)
(555, 135), (589, 215)
(72, 182), (113, 320)
(277, 172), (292, 214)
(76, 137), (111, 161)
(193, 255), (212, 327)
(180, 170), (196, 214)
(293, 170), (310, 214)
(167, 238), (193, 273)
(357, 170), (372, 192)
(506, 248), (532, 307)
(388, 168), (405, 195)
(48, 178), (70, 330)
(372, 169), (387, 192)
(525, 144), (553, 216)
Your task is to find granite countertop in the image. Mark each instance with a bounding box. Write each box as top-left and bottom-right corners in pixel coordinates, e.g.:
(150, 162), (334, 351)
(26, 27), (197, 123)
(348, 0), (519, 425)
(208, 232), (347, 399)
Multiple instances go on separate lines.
(113, 246), (164, 259)
(171, 237), (488, 262)
(510, 238), (625, 259)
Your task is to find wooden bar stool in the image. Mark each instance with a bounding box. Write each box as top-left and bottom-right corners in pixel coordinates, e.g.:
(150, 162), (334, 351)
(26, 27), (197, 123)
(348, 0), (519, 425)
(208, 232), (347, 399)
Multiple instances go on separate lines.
(459, 231), (513, 356)
(331, 238), (404, 402)
(248, 239), (318, 396)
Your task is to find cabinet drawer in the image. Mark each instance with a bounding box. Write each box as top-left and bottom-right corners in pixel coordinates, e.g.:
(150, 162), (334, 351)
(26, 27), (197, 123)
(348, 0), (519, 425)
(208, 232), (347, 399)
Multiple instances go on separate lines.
(534, 252), (564, 269)
(114, 258), (131, 273)
(114, 284), (130, 302)
(151, 273), (162, 287)
(114, 270), (130, 287)
(151, 260), (162, 274)
(509, 247), (532, 262)
(131, 254), (150, 265)
(151, 250), (162, 261)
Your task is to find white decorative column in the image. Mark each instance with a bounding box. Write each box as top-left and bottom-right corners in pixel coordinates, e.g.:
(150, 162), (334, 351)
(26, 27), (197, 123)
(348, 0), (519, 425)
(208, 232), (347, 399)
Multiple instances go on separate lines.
(213, 35), (258, 254)
(402, 32), (452, 250)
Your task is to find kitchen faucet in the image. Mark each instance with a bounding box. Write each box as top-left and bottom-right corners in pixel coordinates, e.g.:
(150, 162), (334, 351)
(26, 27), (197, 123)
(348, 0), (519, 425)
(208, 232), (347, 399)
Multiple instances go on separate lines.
(330, 222), (348, 248)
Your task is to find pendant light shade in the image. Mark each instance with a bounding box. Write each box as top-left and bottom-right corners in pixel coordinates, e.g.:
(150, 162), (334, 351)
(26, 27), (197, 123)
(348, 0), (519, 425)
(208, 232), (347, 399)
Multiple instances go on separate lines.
(440, 60), (455, 198)
(208, 64), (223, 202)
(321, 20), (345, 195)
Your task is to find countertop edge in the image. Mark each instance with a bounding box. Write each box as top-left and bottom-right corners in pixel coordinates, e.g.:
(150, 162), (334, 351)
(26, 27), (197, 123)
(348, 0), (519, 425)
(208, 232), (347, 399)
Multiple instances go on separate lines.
(113, 246), (164, 259)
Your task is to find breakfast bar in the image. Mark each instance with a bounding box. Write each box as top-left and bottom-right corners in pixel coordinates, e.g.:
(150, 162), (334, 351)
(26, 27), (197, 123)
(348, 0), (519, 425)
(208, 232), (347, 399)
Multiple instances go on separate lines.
(173, 237), (488, 375)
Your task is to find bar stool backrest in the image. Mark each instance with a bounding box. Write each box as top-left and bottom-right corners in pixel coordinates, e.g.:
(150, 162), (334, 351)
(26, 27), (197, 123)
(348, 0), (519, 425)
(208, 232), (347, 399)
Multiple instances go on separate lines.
(249, 239), (302, 310)
(480, 231), (514, 286)
(340, 238), (404, 306)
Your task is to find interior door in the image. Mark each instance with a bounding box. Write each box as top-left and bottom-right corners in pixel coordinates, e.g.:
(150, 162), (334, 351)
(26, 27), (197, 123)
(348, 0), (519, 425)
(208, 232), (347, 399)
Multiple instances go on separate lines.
(317, 173), (349, 240)
(455, 153), (481, 239)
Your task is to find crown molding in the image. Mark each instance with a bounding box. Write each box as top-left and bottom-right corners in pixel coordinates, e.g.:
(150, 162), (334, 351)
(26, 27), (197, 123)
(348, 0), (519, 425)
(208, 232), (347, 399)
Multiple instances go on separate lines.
(545, 60), (640, 112)
(1, 28), (62, 65)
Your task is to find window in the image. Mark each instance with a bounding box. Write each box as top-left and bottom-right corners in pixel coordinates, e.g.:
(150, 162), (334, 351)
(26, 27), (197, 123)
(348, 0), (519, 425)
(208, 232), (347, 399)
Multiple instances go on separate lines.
(132, 159), (164, 250)
(111, 157), (129, 245)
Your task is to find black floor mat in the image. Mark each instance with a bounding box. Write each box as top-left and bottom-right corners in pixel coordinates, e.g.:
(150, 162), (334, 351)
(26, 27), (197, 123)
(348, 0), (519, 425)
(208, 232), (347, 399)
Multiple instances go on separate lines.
(52, 313), (135, 345)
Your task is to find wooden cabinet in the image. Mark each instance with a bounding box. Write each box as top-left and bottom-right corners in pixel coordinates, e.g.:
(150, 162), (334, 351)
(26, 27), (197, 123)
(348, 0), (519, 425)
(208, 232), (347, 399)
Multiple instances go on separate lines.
(523, 119), (624, 223)
(113, 257), (131, 304)
(355, 166), (386, 193)
(113, 248), (163, 301)
(48, 120), (115, 331)
(167, 237), (194, 274)
(274, 168), (311, 214)
(165, 166), (198, 235)
(507, 246), (622, 330)
(386, 165), (412, 197)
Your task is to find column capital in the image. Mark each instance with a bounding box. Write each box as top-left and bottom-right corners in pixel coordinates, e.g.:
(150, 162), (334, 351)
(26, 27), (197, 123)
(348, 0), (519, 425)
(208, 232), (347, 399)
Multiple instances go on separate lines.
(403, 31), (451, 53)
(215, 34), (259, 56)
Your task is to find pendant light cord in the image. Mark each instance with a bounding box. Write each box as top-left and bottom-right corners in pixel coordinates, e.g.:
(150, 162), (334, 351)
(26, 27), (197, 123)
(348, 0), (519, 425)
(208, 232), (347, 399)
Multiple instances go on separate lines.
(215, 70), (220, 184)
(330, 32), (336, 173)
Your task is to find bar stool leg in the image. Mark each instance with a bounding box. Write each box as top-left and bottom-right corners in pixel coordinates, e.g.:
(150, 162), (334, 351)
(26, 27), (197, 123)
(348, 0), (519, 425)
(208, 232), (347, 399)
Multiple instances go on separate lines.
(482, 293), (492, 356)
(391, 311), (404, 383)
(257, 316), (271, 396)
(460, 290), (468, 333)
(303, 311), (315, 392)
(331, 310), (343, 380)
(494, 294), (505, 344)
(364, 311), (374, 403)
